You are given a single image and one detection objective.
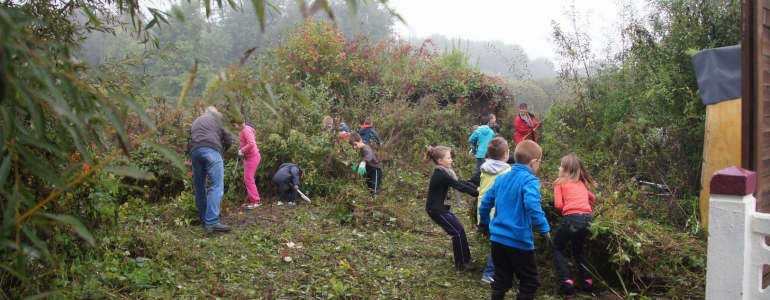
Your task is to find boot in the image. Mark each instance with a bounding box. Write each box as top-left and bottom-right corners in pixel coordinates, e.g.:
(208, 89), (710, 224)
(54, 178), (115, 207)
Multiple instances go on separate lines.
(516, 293), (535, 300)
(457, 262), (477, 272)
(491, 290), (506, 300)
(578, 278), (594, 293)
(557, 279), (576, 297)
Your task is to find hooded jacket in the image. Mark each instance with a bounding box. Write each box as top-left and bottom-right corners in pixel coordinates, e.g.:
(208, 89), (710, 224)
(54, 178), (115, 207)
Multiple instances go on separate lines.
(238, 125), (260, 158)
(476, 159), (512, 224)
(359, 124), (381, 145)
(479, 164), (550, 250)
(468, 125), (495, 159)
(273, 163), (302, 188)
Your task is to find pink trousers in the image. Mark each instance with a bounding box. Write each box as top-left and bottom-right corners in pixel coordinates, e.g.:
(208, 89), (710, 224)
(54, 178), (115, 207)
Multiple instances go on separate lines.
(243, 152), (261, 203)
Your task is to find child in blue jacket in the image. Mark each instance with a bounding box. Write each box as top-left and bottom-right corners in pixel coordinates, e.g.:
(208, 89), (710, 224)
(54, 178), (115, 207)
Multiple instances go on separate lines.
(478, 140), (551, 300)
(469, 115), (495, 172)
(359, 117), (382, 146)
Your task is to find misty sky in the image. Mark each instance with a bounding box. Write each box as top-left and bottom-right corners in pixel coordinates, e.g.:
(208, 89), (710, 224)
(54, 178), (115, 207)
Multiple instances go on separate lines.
(387, 0), (632, 63)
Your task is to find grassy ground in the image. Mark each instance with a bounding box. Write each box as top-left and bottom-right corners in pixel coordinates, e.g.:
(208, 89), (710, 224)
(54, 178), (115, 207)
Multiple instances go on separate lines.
(59, 192), (624, 300)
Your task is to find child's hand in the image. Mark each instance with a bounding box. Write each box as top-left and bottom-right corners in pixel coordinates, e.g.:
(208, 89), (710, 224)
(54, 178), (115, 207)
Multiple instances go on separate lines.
(357, 162), (366, 176)
(478, 224), (490, 237)
(540, 232), (553, 247)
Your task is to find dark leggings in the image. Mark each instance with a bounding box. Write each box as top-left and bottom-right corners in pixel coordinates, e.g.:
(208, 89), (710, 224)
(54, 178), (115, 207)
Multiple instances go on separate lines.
(551, 213), (593, 280)
(428, 212), (472, 266)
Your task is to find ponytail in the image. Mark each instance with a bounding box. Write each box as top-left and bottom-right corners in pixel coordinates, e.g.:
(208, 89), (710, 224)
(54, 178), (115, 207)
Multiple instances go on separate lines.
(424, 146), (451, 164)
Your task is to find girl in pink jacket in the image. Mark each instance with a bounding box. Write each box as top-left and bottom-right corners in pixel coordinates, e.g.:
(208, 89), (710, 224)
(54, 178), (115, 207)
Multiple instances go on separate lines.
(551, 155), (597, 296)
(233, 121), (261, 209)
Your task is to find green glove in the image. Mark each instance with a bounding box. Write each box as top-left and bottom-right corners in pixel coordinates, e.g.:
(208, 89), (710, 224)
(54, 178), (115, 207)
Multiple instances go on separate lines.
(357, 162), (366, 176)
(351, 164), (358, 172)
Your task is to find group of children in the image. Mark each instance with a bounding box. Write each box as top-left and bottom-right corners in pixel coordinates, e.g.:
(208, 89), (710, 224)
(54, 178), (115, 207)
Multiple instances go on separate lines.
(230, 116), (384, 208)
(425, 136), (597, 299)
(236, 109), (593, 298)
(324, 115), (384, 196)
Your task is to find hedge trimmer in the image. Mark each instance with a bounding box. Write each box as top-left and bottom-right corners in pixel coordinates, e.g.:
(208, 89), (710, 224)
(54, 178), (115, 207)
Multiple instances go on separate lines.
(296, 187), (312, 203)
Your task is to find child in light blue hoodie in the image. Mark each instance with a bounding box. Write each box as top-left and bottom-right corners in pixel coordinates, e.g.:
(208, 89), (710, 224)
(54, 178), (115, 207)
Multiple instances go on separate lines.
(479, 140), (551, 300)
(468, 115), (495, 172)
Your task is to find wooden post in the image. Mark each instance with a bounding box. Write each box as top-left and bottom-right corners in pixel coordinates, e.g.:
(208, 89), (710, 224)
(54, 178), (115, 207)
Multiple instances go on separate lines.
(706, 166), (757, 299)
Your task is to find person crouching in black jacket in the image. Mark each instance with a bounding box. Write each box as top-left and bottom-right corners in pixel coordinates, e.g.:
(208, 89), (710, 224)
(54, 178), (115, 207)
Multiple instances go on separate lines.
(273, 163), (304, 206)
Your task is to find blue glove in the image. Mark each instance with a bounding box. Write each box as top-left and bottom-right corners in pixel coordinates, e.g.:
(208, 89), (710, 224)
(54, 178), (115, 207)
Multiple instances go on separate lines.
(356, 162), (366, 176)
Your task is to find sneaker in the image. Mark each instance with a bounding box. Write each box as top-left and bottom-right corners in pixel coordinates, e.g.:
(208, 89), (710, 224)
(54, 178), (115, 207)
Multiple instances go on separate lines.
(287, 201), (296, 206)
(578, 279), (594, 293)
(206, 224), (232, 233)
(244, 202), (261, 210)
(557, 279), (576, 297)
(457, 262), (477, 272)
(277, 201), (285, 206)
(480, 275), (495, 284)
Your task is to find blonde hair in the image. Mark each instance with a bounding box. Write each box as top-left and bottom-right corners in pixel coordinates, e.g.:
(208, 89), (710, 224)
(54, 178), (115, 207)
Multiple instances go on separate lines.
(323, 116), (333, 126)
(424, 146), (451, 164)
(513, 140), (541, 164)
(555, 155), (597, 187)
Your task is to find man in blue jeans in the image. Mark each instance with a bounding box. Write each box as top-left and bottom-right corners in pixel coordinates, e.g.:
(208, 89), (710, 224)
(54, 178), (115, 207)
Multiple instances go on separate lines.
(187, 106), (234, 232)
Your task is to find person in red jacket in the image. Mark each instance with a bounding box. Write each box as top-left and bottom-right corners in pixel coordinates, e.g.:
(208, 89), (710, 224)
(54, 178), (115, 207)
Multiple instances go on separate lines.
(513, 103), (540, 145)
(551, 155), (597, 297)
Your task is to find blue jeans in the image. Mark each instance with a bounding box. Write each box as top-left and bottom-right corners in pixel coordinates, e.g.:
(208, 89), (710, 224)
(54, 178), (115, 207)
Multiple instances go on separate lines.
(483, 253), (495, 278)
(476, 158), (485, 172)
(191, 147), (225, 228)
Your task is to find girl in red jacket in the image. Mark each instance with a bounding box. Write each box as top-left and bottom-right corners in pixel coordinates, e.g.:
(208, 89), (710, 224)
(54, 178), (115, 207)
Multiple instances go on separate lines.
(552, 155), (597, 296)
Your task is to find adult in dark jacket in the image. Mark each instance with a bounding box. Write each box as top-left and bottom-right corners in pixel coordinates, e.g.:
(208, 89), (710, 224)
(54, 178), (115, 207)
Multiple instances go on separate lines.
(188, 106), (233, 232)
(273, 163), (304, 206)
(359, 117), (381, 146)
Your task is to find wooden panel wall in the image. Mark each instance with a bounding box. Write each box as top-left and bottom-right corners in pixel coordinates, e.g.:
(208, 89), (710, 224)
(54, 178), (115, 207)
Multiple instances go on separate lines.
(742, 0), (770, 287)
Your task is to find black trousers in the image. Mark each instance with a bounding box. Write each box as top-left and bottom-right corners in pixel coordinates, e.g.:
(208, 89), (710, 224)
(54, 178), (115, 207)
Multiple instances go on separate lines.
(491, 241), (540, 295)
(366, 167), (383, 194)
(273, 179), (297, 202)
(428, 212), (472, 266)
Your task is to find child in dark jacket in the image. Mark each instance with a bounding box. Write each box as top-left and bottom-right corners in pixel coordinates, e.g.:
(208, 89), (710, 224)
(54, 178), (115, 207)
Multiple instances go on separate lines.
(479, 140), (550, 300)
(349, 133), (383, 195)
(272, 163), (304, 206)
(358, 117), (381, 146)
(425, 146), (480, 271)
